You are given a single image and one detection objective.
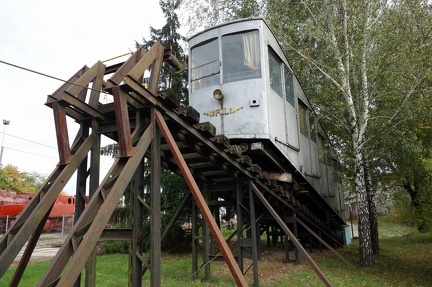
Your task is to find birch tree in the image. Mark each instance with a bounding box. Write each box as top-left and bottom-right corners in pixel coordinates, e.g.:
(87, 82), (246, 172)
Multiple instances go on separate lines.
(265, 0), (388, 267)
(365, 0), (432, 234)
(266, 0), (431, 266)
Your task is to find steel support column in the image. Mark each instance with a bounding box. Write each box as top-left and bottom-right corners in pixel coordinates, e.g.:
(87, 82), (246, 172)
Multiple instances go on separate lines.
(132, 159), (146, 286)
(235, 180), (244, 271)
(52, 101), (71, 165)
(248, 179), (259, 286)
(142, 189), (191, 276)
(74, 124), (89, 287)
(202, 183), (211, 281)
(150, 108), (161, 287)
(191, 197), (199, 279)
(85, 119), (101, 286)
(284, 214), (299, 264)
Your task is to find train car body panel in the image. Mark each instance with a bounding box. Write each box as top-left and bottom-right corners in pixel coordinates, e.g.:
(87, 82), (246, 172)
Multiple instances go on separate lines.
(188, 18), (346, 222)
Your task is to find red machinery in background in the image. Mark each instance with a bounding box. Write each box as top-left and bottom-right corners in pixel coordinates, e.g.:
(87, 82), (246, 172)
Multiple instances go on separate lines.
(0, 190), (75, 233)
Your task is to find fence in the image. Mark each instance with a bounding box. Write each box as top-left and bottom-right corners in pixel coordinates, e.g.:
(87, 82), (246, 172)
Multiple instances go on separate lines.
(0, 215), (75, 236)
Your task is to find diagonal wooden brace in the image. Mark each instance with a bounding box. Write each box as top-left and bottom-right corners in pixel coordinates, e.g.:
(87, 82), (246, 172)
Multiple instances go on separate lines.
(154, 110), (248, 287)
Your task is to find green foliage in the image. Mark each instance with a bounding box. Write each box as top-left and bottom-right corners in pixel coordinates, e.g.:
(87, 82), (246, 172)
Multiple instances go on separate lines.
(160, 170), (192, 253)
(100, 143), (118, 159)
(161, 170), (190, 219)
(181, 0), (265, 34)
(0, 164), (46, 193)
(161, 224), (192, 253)
(138, 0), (189, 105)
(110, 204), (132, 228)
(103, 170), (192, 254)
(100, 240), (129, 255)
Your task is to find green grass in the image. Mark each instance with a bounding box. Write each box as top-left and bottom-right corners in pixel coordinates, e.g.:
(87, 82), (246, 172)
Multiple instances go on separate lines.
(274, 231), (432, 287)
(378, 215), (418, 238)
(2, 217), (431, 286)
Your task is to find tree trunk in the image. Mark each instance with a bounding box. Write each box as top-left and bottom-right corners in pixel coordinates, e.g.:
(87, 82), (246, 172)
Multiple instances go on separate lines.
(403, 181), (427, 231)
(364, 158), (379, 254)
(354, 144), (373, 267)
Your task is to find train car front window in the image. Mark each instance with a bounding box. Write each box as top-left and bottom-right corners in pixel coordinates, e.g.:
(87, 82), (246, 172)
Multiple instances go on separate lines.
(222, 30), (261, 83)
(191, 38), (220, 91)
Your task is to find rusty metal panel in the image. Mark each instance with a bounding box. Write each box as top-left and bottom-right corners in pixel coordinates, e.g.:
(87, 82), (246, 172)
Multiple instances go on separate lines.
(147, 43), (164, 95)
(128, 45), (160, 87)
(105, 48), (145, 88)
(46, 62), (107, 122)
(88, 62), (106, 108)
(112, 86), (132, 157)
(52, 102), (71, 165)
(64, 61), (106, 98)
(46, 65), (88, 100)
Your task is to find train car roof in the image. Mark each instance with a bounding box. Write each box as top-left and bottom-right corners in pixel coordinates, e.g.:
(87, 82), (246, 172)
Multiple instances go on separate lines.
(187, 17), (266, 41)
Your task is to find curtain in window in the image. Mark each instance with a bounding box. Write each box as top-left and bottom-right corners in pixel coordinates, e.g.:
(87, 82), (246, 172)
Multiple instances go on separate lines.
(243, 32), (260, 70)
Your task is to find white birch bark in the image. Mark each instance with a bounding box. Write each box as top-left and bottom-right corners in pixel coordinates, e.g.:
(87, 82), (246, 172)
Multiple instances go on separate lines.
(326, 0), (374, 266)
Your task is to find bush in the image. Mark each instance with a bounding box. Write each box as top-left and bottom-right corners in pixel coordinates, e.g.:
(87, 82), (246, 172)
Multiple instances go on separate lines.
(100, 240), (129, 254)
(161, 224), (192, 253)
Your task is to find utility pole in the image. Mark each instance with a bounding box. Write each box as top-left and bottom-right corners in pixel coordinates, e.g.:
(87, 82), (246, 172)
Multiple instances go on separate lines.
(0, 119), (10, 167)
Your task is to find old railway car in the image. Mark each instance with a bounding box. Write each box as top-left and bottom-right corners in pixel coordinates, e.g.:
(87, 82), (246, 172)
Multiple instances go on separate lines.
(188, 18), (346, 229)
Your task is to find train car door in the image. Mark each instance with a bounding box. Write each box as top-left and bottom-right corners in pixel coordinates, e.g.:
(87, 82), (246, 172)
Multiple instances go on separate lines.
(309, 115), (320, 177)
(283, 66), (299, 149)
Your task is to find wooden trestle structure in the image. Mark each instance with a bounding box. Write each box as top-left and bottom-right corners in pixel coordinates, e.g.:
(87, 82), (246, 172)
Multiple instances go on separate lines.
(0, 42), (350, 287)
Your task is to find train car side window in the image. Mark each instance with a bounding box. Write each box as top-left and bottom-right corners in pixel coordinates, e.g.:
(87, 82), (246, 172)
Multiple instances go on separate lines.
(298, 101), (308, 136)
(191, 38), (220, 91)
(284, 66), (295, 105)
(222, 30), (261, 83)
(309, 115), (317, 142)
(317, 134), (326, 163)
(268, 49), (283, 97)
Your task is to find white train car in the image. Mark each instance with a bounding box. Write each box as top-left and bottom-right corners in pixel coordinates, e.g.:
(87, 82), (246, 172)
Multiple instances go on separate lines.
(188, 18), (345, 224)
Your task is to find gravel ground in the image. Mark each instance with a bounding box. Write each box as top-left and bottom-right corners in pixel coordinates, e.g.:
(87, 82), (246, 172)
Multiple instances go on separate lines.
(0, 232), (65, 265)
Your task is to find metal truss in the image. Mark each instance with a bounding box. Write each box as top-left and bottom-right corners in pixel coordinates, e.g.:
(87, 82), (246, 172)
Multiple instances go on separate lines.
(0, 41), (349, 287)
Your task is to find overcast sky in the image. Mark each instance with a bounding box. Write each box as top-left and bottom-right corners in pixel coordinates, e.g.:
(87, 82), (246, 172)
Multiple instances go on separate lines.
(0, 0), (170, 194)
